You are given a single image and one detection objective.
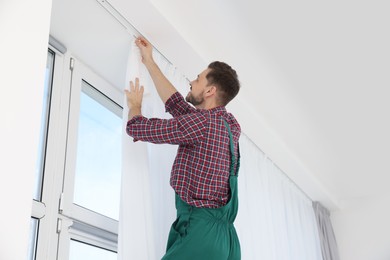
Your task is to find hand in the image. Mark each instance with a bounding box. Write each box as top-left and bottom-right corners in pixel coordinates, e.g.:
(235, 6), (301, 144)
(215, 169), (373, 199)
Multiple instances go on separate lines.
(125, 78), (144, 110)
(135, 36), (153, 64)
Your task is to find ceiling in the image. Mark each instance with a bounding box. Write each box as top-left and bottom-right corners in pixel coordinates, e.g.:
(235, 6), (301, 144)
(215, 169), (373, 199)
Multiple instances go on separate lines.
(50, 0), (390, 210)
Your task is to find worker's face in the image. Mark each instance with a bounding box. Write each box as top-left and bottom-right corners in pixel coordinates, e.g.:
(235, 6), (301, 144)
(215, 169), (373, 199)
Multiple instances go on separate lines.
(186, 68), (211, 107)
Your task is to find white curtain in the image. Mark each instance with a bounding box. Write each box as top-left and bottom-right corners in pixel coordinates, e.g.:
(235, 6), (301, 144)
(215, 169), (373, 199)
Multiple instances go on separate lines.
(119, 43), (323, 260)
(236, 135), (323, 260)
(313, 202), (340, 260)
(118, 43), (188, 259)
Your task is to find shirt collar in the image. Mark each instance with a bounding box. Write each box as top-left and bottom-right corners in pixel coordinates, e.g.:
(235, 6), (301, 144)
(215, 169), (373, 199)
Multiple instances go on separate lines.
(198, 106), (227, 114)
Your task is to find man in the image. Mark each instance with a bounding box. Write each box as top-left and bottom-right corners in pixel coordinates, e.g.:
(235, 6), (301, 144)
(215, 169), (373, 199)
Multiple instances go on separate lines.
(125, 37), (241, 259)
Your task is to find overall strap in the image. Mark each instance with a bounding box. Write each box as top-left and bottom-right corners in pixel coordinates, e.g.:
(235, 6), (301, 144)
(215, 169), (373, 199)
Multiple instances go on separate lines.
(223, 119), (240, 176)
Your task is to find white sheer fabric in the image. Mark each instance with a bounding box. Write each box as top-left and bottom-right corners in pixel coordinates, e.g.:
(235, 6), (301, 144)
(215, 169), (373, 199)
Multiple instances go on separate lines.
(236, 135), (323, 260)
(313, 202), (340, 260)
(118, 44), (323, 259)
(118, 43), (188, 259)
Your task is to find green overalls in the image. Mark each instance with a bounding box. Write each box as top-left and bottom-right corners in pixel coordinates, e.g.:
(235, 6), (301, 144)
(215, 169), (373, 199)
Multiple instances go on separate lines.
(162, 120), (241, 260)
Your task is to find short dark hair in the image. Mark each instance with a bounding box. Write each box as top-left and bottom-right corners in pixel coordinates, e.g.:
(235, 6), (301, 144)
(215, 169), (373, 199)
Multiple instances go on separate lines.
(206, 61), (240, 106)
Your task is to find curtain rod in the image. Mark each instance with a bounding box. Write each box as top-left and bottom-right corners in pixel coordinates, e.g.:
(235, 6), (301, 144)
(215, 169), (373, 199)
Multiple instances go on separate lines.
(96, 0), (175, 68)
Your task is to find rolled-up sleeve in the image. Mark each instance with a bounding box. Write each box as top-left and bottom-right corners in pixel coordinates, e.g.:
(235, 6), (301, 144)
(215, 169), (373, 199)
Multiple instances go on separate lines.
(165, 92), (196, 117)
(126, 113), (207, 145)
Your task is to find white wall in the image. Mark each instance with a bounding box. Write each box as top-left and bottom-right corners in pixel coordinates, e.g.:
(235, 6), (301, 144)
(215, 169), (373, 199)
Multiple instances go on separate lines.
(331, 194), (390, 260)
(0, 1), (52, 259)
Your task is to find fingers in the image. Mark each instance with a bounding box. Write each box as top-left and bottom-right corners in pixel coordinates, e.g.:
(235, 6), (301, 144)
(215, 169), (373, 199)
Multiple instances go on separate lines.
(125, 78), (144, 110)
(128, 78), (144, 93)
(129, 80), (135, 92)
(134, 37), (153, 65)
(129, 77), (138, 91)
(135, 36), (148, 48)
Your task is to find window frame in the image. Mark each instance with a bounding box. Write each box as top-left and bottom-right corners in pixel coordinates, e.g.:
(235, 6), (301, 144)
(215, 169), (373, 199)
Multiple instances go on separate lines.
(58, 56), (122, 259)
(32, 44), (69, 260)
(33, 48), (123, 260)
(61, 55), (122, 225)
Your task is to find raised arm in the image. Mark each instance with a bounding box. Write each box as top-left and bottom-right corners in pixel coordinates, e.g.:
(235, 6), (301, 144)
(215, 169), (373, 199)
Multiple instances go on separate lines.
(135, 37), (177, 104)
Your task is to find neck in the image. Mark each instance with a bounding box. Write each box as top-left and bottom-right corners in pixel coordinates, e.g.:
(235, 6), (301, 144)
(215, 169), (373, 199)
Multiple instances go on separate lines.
(195, 99), (220, 110)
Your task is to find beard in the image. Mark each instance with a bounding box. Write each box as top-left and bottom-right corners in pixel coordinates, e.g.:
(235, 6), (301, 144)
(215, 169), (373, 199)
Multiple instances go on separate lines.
(186, 92), (204, 106)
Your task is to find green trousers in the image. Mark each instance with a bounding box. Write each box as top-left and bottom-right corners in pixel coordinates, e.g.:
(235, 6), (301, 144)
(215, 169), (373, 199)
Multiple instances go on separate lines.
(161, 120), (241, 260)
(161, 181), (240, 259)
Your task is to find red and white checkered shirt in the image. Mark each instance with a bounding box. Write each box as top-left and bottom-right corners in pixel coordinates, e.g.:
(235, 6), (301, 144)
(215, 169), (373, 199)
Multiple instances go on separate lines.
(126, 92), (241, 208)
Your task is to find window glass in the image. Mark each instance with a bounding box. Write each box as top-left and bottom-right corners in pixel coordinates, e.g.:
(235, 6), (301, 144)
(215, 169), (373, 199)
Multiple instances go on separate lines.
(27, 218), (39, 260)
(33, 49), (54, 200)
(73, 81), (122, 220)
(69, 240), (116, 260)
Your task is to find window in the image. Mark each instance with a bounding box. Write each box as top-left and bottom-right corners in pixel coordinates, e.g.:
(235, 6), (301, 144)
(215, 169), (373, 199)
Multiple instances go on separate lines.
(27, 218), (39, 260)
(69, 240), (117, 260)
(73, 82), (122, 220)
(33, 49), (54, 201)
(31, 49), (123, 259)
(57, 58), (122, 259)
(28, 49), (55, 260)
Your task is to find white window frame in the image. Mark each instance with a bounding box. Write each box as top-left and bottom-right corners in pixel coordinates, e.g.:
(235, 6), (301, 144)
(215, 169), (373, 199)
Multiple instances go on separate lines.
(32, 47), (123, 260)
(58, 55), (122, 260)
(31, 44), (69, 260)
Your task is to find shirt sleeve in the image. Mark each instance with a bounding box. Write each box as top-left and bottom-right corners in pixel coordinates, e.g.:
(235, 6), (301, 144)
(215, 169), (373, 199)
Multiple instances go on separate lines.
(165, 92), (196, 117)
(126, 113), (207, 145)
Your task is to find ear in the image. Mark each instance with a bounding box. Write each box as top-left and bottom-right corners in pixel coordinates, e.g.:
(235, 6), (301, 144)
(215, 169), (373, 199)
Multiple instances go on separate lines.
(204, 85), (217, 97)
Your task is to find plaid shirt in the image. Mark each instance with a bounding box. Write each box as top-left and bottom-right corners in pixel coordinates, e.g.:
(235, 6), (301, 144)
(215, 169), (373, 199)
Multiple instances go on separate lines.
(127, 92), (241, 208)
